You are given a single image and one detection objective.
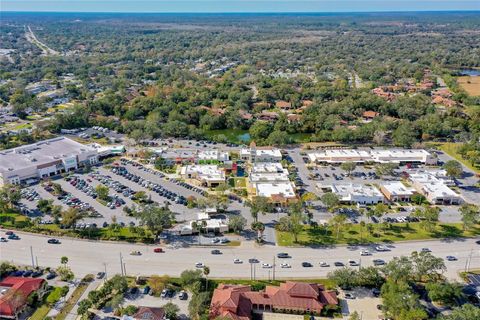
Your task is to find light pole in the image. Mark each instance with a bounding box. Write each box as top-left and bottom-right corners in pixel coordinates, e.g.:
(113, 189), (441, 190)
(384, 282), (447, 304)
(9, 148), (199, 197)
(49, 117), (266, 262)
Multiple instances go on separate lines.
(30, 246), (35, 268)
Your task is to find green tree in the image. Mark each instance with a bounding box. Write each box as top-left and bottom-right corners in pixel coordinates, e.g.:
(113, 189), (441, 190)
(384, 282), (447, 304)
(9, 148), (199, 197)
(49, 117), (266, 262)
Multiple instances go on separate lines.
(413, 206), (440, 232)
(438, 304), (480, 320)
(381, 280), (427, 320)
(246, 196), (271, 223)
(180, 269), (203, 293)
(459, 204), (479, 230)
(60, 208), (82, 229)
(95, 184), (110, 201)
(411, 193), (427, 205)
(426, 282), (462, 307)
(188, 291), (211, 320)
(443, 160), (463, 179)
(410, 251), (446, 282)
(375, 163), (398, 177)
(321, 192), (340, 211)
(60, 256), (68, 266)
(163, 302), (180, 320)
(340, 161), (356, 175)
(328, 267), (358, 289)
(228, 215), (247, 233)
(137, 205), (173, 238)
(330, 214), (348, 239)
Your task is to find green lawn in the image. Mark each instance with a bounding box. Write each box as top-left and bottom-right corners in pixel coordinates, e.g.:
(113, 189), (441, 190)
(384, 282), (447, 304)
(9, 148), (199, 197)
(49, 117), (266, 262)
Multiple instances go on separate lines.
(436, 142), (480, 174)
(276, 222), (480, 247)
(0, 213), (154, 243)
(211, 278), (336, 290)
(30, 305), (51, 320)
(55, 276), (93, 320)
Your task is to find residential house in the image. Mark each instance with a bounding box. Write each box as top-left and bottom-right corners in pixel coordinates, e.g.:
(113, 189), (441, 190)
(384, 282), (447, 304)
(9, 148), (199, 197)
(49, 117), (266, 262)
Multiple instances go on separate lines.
(122, 306), (165, 320)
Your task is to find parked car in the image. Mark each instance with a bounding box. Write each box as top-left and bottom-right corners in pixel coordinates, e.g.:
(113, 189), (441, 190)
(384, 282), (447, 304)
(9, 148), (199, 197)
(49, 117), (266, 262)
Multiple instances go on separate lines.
(178, 290), (188, 300)
(96, 272), (106, 279)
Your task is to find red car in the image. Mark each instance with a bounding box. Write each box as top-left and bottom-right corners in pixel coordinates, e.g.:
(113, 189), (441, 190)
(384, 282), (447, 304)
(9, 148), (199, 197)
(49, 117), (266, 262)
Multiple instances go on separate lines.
(153, 248), (164, 253)
(5, 231), (14, 235)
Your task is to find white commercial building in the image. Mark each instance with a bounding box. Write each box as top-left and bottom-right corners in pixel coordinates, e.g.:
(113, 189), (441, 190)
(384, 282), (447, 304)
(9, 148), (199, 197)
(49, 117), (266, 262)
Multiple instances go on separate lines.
(409, 172), (462, 205)
(179, 164), (225, 187)
(0, 137), (98, 186)
(177, 212), (229, 235)
(198, 150), (230, 162)
(240, 147), (282, 162)
(325, 183), (385, 205)
(247, 162), (296, 206)
(308, 148), (437, 165)
(380, 181), (416, 202)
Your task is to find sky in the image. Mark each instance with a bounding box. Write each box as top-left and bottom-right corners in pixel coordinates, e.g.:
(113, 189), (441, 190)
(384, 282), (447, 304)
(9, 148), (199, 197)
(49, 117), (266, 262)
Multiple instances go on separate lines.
(2, 0), (480, 13)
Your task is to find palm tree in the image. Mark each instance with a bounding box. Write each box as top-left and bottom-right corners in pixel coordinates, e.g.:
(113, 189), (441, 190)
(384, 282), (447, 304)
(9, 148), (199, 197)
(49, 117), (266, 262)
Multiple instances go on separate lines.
(330, 214), (347, 240)
(203, 266), (210, 291)
(251, 222), (265, 242)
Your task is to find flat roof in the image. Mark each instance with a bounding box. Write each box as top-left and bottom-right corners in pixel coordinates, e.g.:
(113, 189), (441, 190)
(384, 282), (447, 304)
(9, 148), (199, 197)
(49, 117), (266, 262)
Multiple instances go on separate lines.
(331, 183), (384, 198)
(181, 164), (225, 181)
(0, 137), (96, 173)
(256, 182), (295, 198)
(381, 181), (415, 196)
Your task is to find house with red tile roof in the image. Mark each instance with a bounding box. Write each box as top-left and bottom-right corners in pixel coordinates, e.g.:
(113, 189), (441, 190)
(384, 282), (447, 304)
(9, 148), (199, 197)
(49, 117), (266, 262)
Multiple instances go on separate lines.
(130, 306), (165, 320)
(362, 110), (380, 120)
(210, 282), (338, 320)
(275, 100), (292, 110)
(0, 277), (47, 319)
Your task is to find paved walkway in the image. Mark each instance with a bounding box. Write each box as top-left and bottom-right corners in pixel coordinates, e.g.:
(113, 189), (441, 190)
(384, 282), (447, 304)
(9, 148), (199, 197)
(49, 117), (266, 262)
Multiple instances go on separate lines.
(65, 279), (100, 320)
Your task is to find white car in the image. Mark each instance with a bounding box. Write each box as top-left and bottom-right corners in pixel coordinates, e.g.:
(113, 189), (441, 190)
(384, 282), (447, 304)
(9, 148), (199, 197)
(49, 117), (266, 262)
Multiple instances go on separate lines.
(280, 263), (291, 268)
(262, 263), (273, 269)
(360, 250), (371, 256)
(233, 258), (243, 264)
(375, 245), (390, 252)
(319, 262), (330, 267)
(195, 262), (204, 268)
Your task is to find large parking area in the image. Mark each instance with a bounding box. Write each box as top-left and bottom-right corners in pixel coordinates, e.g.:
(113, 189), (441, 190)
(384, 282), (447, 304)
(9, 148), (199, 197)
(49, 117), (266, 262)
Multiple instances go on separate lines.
(18, 159), (208, 226)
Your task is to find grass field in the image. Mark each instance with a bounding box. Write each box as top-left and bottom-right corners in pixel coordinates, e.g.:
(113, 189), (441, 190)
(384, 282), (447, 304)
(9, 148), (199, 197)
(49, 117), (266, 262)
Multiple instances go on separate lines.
(458, 76), (480, 96)
(436, 142), (480, 174)
(276, 222), (480, 247)
(30, 305), (51, 320)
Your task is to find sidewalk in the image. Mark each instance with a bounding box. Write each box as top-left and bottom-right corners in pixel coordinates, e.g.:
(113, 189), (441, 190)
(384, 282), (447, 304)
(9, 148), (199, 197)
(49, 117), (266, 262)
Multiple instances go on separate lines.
(65, 279), (100, 320)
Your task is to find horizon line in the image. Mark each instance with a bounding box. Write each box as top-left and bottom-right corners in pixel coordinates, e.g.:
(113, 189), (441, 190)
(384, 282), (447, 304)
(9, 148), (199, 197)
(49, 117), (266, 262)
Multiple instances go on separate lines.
(2, 9), (480, 13)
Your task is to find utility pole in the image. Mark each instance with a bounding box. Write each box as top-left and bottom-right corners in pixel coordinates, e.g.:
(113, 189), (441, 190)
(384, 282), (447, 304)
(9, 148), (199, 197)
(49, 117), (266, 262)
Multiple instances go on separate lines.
(123, 263), (127, 276)
(30, 246), (35, 268)
(103, 262), (107, 282)
(272, 255), (276, 281)
(35, 256), (39, 269)
(119, 253), (124, 276)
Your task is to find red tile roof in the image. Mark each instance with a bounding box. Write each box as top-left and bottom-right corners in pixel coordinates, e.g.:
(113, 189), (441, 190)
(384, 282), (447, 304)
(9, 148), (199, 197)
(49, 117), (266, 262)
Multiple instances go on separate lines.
(362, 111), (380, 119)
(210, 282), (338, 320)
(275, 100), (292, 109)
(133, 306), (165, 320)
(0, 277), (46, 317)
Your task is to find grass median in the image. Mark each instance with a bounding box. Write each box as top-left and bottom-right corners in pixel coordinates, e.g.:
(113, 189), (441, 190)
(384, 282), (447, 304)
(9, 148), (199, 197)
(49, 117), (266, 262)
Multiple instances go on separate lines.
(276, 222), (480, 247)
(55, 275), (94, 320)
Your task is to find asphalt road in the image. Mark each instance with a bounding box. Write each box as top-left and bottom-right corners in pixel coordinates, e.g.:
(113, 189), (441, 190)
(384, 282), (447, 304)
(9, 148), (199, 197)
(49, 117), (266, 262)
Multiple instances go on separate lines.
(2, 231), (479, 281)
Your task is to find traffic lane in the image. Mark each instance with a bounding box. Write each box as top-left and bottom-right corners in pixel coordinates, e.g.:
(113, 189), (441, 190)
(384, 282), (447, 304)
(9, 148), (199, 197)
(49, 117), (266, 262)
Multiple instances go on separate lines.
(2, 231), (479, 280)
(96, 167), (197, 220)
